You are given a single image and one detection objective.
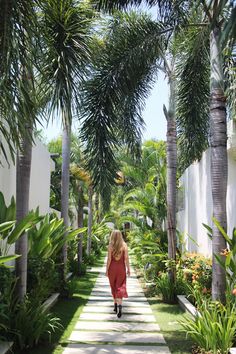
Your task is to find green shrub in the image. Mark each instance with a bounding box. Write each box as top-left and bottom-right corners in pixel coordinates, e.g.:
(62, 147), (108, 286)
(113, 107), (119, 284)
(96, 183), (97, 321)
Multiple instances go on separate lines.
(27, 257), (60, 302)
(83, 252), (97, 266)
(181, 300), (236, 353)
(11, 297), (62, 350)
(156, 272), (189, 303)
(181, 252), (212, 291)
(66, 279), (79, 298)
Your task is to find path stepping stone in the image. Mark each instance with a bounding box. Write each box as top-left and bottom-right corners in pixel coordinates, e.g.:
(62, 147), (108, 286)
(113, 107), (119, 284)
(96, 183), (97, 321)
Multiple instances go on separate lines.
(75, 321), (160, 331)
(63, 344), (171, 353)
(88, 295), (147, 301)
(79, 313), (156, 322)
(83, 305), (153, 314)
(69, 331), (166, 343)
(87, 301), (150, 307)
(63, 258), (170, 354)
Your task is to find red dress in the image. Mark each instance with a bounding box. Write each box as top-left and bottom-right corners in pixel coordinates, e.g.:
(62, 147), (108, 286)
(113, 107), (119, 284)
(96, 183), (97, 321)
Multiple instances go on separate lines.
(108, 249), (128, 299)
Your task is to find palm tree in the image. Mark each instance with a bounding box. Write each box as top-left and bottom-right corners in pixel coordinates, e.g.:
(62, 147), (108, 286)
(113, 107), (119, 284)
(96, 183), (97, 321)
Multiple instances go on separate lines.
(0, 0), (38, 163)
(79, 9), (189, 282)
(40, 0), (93, 278)
(91, 0), (236, 301)
(176, 2), (236, 302)
(0, 0), (42, 300)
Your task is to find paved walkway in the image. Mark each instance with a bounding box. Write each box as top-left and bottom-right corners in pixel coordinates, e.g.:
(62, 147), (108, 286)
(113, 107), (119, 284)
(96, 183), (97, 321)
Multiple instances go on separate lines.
(63, 261), (170, 354)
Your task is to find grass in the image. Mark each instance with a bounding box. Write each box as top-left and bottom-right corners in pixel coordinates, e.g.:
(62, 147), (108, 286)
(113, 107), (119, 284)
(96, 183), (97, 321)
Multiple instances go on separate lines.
(132, 256), (194, 353)
(149, 298), (194, 354)
(25, 253), (105, 354)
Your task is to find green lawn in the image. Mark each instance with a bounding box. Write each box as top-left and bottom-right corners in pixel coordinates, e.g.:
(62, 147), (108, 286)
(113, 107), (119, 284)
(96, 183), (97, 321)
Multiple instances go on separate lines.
(149, 298), (193, 354)
(25, 254), (105, 354)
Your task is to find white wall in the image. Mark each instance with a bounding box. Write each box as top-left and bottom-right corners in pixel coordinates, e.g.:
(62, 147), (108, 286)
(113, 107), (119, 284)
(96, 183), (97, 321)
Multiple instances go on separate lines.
(177, 148), (236, 257)
(0, 138), (54, 214)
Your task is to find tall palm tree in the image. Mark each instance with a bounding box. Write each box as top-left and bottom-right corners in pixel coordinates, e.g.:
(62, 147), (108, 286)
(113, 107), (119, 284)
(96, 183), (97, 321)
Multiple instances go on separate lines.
(176, 1), (236, 302)
(0, 0), (41, 300)
(92, 0), (236, 301)
(40, 0), (93, 278)
(80, 9), (189, 281)
(0, 0), (37, 163)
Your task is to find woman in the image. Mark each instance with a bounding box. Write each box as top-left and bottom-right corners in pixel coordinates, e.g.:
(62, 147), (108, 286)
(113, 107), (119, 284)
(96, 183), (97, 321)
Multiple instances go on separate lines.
(105, 230), (130, 318)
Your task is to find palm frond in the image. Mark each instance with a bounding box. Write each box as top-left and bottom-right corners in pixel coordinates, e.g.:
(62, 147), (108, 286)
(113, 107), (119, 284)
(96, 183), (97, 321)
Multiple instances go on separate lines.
(176, 25), (210, 172)
(39, 0), (93, 125)
(80, 12), (165, 199)
(0, 0), (38, 161)
(95, 0), (191, 27)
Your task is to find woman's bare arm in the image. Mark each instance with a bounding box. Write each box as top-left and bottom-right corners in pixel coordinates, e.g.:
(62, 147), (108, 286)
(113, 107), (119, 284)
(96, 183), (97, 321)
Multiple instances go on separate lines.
(106, 245), (112, 276)
(124, 244), (130, 276)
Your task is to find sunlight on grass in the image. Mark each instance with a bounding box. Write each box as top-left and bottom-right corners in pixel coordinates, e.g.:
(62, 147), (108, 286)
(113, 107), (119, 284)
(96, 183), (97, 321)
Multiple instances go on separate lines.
(150, 299), (193, 354)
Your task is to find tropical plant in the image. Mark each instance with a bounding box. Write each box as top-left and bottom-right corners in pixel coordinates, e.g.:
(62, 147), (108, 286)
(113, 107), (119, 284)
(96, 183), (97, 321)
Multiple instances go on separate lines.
(204, 219), (236, 294)
(11, 297), (61, 350)
(181, 299), (236, 354)
(27, 213), (86, 259)
(39, 0), (94, 277)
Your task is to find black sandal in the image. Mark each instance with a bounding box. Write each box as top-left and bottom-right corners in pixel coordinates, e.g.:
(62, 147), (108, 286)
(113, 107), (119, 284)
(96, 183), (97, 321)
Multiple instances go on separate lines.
(113, 303), (117, 313)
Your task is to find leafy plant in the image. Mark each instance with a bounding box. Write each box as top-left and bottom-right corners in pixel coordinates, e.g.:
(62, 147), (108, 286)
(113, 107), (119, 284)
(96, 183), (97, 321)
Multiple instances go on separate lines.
(66, 279), (79, 298)
(203, 218), (236, 292)
(27, 257), (60, 302)
(28, 213), (87, 259)
(156, 271), (189, 303)
(181, 299), (236, 353)
(11, 297), (62, 350)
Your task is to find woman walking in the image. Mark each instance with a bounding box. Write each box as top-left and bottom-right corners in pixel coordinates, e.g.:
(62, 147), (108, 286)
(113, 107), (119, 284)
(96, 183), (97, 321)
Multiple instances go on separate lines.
(106, 230), (130, 318)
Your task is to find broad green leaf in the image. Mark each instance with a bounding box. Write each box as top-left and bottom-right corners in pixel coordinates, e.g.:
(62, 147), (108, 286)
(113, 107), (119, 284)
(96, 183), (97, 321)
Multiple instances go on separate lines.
(0, 221), (16, 234)
(0, 254), (20, 264)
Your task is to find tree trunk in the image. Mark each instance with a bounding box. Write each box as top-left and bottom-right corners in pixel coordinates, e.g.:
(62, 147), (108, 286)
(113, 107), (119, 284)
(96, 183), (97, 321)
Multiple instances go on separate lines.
(15, 128), (33, 300)
(210, 27), (227, 302)
(164, 71), (177, 283)
(95, 193), (100, 223)
(86, 185), (93, 255)
(77, 184), (84, 275)
(61, 121), (71, 278)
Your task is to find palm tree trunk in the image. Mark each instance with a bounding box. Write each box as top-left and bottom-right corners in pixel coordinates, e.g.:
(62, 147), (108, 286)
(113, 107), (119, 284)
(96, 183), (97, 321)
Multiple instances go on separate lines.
(164, 71), (177, 283)
(15, 128), (33, 300)
(86, 185), (93, 255)
(210, 27), (227, 302)
(61, 121), (71, 278)
(77, 184), (84, 274)
(95, 193), (100, 223)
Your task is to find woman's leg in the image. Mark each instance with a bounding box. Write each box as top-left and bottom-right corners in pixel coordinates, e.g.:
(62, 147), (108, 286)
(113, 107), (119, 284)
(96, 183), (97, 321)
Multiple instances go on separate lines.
(116, 298), (123, 318)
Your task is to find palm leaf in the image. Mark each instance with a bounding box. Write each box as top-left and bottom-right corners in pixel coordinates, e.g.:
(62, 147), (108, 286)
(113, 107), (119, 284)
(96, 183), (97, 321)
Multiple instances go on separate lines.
(80, 12), (165, 202)
(176, 24), (210, 172)
(39, 0), (93, 125)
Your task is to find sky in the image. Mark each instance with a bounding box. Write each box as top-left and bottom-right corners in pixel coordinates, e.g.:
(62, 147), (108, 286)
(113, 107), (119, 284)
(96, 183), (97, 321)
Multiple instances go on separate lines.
(40, 73), (168, 143)
(40, 3), (168, 143)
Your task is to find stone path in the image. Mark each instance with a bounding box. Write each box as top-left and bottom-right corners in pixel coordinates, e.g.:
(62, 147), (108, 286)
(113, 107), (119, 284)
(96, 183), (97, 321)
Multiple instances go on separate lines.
(63, 261), (170, 354)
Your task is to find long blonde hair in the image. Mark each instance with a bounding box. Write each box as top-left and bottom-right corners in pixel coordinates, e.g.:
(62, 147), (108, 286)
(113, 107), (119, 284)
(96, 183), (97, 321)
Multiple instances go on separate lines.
(110, 230), (124, 258)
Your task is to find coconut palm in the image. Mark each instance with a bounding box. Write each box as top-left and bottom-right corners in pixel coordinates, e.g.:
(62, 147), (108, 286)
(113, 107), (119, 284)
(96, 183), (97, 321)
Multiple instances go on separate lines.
(40, 0), (93, 278)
